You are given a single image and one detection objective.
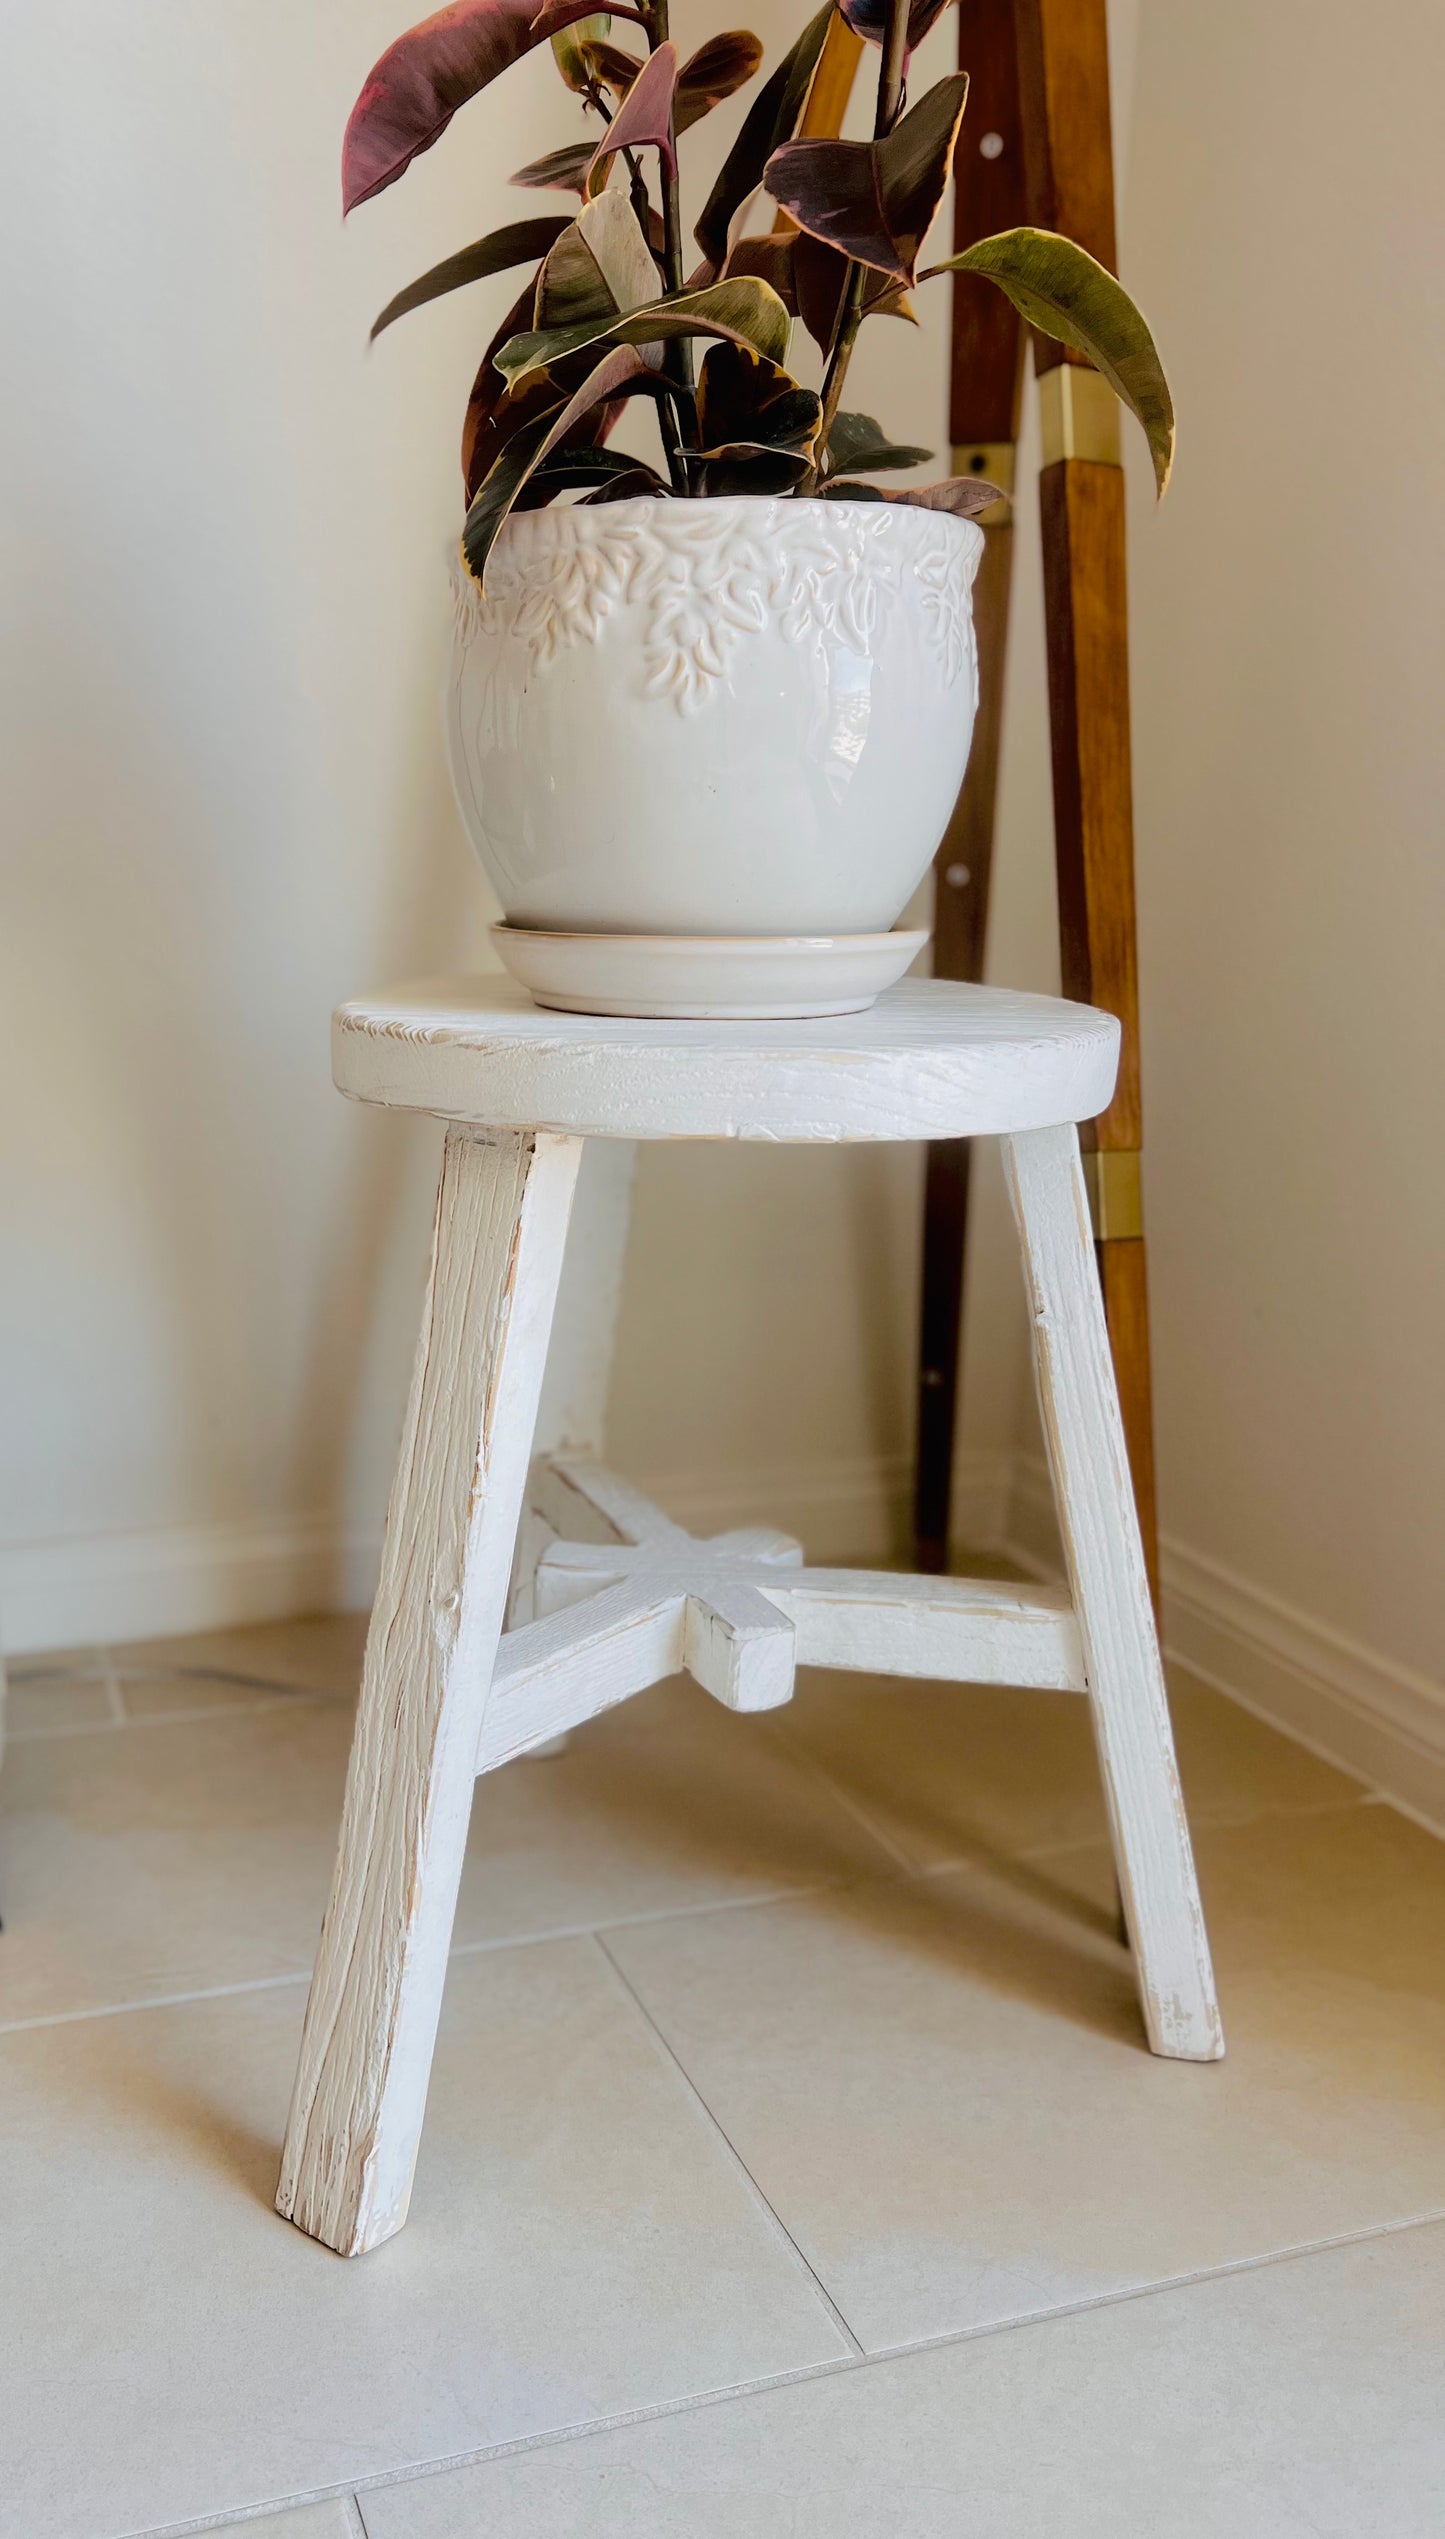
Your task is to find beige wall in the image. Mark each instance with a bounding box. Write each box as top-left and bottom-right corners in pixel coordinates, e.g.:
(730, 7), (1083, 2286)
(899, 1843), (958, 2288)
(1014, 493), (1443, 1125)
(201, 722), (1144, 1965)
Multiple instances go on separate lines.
(1115, 0), (1444, 1716)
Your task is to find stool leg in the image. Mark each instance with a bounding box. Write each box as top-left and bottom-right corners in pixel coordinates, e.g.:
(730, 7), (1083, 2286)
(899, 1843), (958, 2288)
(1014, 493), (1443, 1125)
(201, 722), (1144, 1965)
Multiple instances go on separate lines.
(277, 1125), (582, 2253)
(1004, 1124), (1222, 2061)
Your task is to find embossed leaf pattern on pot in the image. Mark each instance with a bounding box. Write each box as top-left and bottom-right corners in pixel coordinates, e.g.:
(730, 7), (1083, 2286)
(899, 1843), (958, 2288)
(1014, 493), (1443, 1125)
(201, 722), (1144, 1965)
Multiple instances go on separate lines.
(451, 497), (977, 717)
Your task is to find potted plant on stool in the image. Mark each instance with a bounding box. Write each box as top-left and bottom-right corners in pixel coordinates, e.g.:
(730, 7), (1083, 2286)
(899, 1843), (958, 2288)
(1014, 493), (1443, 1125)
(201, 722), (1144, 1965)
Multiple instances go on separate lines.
(349, 0), (1172, 1016)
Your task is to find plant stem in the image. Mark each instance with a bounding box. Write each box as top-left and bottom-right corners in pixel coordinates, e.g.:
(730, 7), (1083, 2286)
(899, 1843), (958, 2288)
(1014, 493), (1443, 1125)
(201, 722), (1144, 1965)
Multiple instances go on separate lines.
(646, 0), (694, 401)
(811, 0), (910, 479)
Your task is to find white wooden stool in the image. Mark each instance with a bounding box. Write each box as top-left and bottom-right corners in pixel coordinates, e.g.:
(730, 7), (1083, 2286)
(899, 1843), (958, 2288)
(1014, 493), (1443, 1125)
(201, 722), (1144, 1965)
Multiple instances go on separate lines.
(277, 977), (1222, 2258)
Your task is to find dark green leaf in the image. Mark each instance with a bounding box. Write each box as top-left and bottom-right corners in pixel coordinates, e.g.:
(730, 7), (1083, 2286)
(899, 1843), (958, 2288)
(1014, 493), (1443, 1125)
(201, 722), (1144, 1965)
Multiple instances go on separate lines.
(515, 446), (667, 506)
(695, 0), (833, 266)
(462, 278), (541, 496)
(585, 41), (678, 197)
(826, 410), (933, 474)
(510, 141), (595, 192)
(675, 31), (765, 135)
(582, 467), (672, 502)
(496, 275), (791, 385)
(370, 217), (569, 341)
(923, 226), (1174, 494)
(764, 70), (969, 284)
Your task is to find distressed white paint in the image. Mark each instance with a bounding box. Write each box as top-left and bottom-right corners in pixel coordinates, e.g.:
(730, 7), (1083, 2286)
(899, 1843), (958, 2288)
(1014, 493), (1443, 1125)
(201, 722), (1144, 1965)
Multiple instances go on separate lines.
(1005, 1124), (1223, 2061)
(282, 988), (1219, 2258)
(332, 978), (1121, 1144)
(275, 1125), (580, 2257)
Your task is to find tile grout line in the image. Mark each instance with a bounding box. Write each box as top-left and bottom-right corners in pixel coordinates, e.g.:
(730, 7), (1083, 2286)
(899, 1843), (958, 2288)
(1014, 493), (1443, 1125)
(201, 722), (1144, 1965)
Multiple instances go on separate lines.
(591, 1927), (868, 2363)
(113, 2207), (1445, 2538)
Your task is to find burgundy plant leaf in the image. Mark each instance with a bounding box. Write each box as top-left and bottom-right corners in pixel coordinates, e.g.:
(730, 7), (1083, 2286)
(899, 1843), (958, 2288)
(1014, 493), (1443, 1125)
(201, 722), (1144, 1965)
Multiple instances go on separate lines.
(822, 474), (1005, 514)
(694, 342), (821, 462)
(529, 0), (646, 36)
(510, 140), (595, 192)
(463, 341), (669, 577)
(370, 215), (569, 339)
(585, 40), (679, 196)
(695, 0), (833, 265)
(792, 231), (915, 353)
(764, 70), (969, 284)
(837, 0), (955, 53)
(720, 232), (798, 315)
(514, 446), (668, 506)
(675, 31), (765, 135)
(343, 0), (640, 211)
(462, 278), (538, 495)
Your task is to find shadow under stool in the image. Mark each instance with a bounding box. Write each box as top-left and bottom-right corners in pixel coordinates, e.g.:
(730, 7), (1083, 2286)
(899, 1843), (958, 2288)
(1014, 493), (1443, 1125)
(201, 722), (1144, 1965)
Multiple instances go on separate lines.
(277, 976), (1223, 2258)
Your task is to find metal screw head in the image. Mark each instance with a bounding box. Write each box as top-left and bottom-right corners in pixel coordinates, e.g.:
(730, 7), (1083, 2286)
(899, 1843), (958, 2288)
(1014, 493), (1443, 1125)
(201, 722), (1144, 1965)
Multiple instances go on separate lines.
(980, 131), (1005, 159)
(945, 862), (971, 889)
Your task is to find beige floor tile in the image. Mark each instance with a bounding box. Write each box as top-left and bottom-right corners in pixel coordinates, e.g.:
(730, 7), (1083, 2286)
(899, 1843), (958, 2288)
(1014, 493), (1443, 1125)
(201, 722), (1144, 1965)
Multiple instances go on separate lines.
(119, 1667), (324, 1721)
(115, 1610), (371, 1698)
(0, 1943), (848, 2539)
(776, 1658), (1363, 1870)
(4, 1673), (117, 1738)
(0, 1678), (895, 2027)
(604, 1802), (1445, 2351)
(362, 2221), (1445, 2538)
(5, 1645), (105, 1680)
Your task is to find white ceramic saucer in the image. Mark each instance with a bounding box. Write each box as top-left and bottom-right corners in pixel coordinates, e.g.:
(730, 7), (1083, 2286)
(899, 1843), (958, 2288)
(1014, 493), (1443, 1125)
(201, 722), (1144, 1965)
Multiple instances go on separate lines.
(491, 925), (929, 1020)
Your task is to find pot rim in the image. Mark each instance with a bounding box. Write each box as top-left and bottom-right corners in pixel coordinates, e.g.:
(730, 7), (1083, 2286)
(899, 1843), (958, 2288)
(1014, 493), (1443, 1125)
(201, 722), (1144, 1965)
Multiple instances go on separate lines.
(463, 488), (985, 568)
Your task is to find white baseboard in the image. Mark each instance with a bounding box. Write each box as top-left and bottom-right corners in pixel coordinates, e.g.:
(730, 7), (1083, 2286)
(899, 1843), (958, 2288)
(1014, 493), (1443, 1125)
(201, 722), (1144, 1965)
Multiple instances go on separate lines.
(0, 1449), (1013, 1658)
(0, 1512), (382, 1657)
(10, 1452), (1440, 1845)
(1004, 1453), (1445, 1840)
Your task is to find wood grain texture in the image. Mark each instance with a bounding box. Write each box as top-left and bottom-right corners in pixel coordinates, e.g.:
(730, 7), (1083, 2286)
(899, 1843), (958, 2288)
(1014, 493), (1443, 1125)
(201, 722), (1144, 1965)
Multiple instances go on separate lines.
(1098, 1234), (1159, 1609)
(1005, 1124), (1221, 2060)
(1013, 0), (1117, 377)
(333, 979), (1120, 1145)
(949, 0), (1028, 444)
(276, 1126), (581, 2256)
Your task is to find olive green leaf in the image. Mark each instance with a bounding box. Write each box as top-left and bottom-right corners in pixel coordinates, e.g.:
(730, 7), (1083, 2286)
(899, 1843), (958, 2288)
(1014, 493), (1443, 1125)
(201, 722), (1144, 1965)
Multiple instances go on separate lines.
(765, 71), (969, 285)
(496, 275), (791, 386)
(825, 410), (933, 474)
(370, 216), (569, 341)
(510, 140), (595, 192)
(695, 0), (833, 266)
(675, 31), (765, 134)
(923, 227), (1174, 494)
(582, 35), (644, 96)
(534, 190), (660, 332)
(550, 10), (610, 93)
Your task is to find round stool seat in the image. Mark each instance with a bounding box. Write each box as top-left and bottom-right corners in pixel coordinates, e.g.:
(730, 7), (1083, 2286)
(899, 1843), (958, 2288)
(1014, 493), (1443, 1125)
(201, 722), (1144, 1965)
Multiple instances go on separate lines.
(333, 976), (1119, 1143)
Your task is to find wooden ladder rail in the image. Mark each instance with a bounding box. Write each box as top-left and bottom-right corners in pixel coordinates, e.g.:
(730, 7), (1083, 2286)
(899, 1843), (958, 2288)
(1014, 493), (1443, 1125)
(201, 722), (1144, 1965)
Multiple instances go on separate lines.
(915, 0), (1161, 1603)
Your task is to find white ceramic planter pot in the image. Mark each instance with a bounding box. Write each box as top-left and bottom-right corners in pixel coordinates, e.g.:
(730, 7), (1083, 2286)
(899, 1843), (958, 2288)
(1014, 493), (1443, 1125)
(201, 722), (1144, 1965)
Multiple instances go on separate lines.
(446, 493), (984, 1012)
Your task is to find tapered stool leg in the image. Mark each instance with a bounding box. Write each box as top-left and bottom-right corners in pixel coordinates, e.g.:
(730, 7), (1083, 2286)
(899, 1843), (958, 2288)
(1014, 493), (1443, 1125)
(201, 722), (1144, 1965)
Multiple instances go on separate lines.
(1004, 1124), (1222, 2061)
(277, 1125), (582, 2254)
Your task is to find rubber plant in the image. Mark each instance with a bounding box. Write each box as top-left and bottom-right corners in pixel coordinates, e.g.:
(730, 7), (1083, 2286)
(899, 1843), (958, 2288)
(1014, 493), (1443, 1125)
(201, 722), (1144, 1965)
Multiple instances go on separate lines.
(350, 0), (1174, 583)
